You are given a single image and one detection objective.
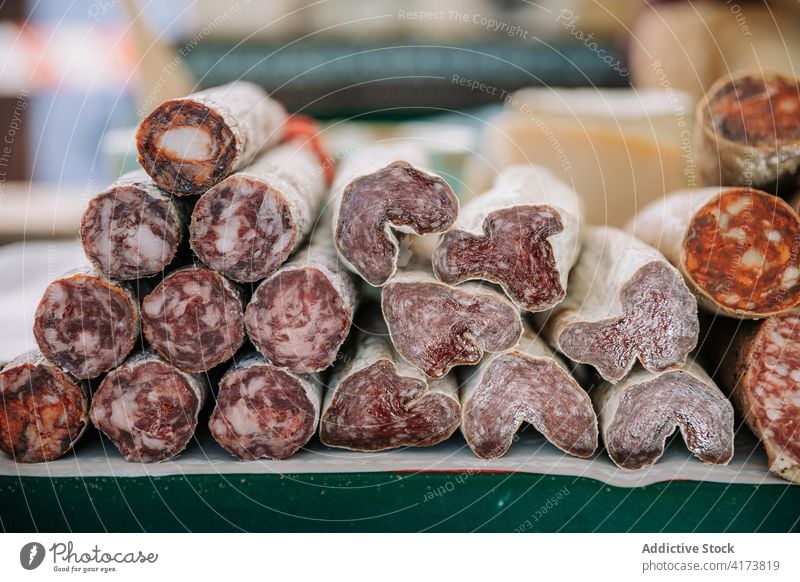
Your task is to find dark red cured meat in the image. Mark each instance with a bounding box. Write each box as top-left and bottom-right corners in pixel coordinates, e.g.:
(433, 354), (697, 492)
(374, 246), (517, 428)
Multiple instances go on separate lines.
(33, 272), (139, 379)
(0, 351), (89, 463)
(381, 269), (523, 378)
(209, 355), (320, 460)
(141, 267), (245, 372)
(90, 353), (205, 462)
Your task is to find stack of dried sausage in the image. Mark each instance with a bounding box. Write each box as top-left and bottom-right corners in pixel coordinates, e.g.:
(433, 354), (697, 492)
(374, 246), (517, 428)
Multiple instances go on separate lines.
(1, 73), (798, 485)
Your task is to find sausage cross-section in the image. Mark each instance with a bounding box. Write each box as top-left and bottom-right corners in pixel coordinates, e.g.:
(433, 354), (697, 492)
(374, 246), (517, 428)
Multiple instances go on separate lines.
(190, 141), (327, 283)
(33, 270), (139, 379)
(382, 265), (523, 378)
(319, 312), (460, 451)
(536, 226), (699, 383)
(245, 224), (358, 373)
(695, 70), (800, 193)
(209, 352), (321, 460)
(136, 81), (287, 196)
(461, 325), (597, 460)
(628, 187), (800, 318)
(141, 266), (245, 372)
(0, 351), (89, 463)
(331, 143), (459, 286)
(434, 164), (582, 311)
(593, 362), (735, 470)
(90, 351), (206, 462)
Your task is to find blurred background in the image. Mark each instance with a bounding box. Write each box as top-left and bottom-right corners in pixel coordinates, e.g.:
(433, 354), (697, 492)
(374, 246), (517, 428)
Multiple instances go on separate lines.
(1, 0), (799, 242)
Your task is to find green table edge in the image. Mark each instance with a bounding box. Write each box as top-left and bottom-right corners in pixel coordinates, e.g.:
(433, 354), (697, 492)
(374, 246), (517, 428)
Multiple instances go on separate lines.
(1, 472), (798, 533)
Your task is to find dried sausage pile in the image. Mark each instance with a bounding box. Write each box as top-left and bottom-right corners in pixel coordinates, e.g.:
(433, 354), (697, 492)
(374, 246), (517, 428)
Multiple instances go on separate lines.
(2, 75), (799, 484)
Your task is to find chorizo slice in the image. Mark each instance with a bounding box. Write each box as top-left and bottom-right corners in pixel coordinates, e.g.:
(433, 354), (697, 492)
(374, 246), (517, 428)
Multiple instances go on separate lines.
(535, 226), (699, 383)
(0, 351), (89, 463)
(244, 224), (358, 373)
(461, 325), (597, 460)
(628, 186), (800, 318)
(593, 362), (734, 470)
(209, 352), (321, 460)
(434, 164), (582, 311)
(381, 265), (523, 379)
(331, 143), (459, 286)
(81, 170), (187, 280)
(136, 81), (287, 196)
(33, 270), (139, 379)
(708, 311), (800, 483)
(90, 351), (206, 463)
(141, 266), (245, 372)
(320, 312), (460, 451)
(190, 141), (327, 282)
(695, 70), (800, 193)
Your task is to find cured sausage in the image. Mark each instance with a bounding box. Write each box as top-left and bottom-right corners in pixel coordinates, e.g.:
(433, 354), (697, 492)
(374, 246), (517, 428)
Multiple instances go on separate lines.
(33, 270), (139, 379)
(141, 266), (245, 372)
(331, 142), (459, 286)
(694, 70), (800, 194)
(381, 265), (523, 379)
(81, 170), (188, 280)
(90, 351), (206, 463)
(433, 164), (582, 312)
(136, 81), (287, 196)
(707, 311), (800, 483)
(190, 141), (326, 282)
(628, 187), (800, 318)
(244, 224), (358, 373)
(319, 312), (460, 451)
(535, 226), (699, 383)
(460, 325), (597, 460)
(593, 361), (734, 470)
(0, 351), (89, 463)
(209, 352), (321, 460)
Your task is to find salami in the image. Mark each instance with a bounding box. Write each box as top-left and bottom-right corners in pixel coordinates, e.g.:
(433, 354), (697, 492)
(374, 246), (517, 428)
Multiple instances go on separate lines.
(190, 141), (326, 282)
(535, 226), (698, 383)
(244, 224), (358, 373)
(695, 71), (800, 193)
(0, 351), (89, 463)
(90, 351), (206, 462)
(593, 362), (734, 470)
(33, 270), (139, 379)
(460, 325), (597, 460)
(381, 265), (523, 378)
(331, 142), (459, 286)
(708, 311), (800, 483)
(433, 164), (582, 312)
(136, 81), (287, 196)
(81, 170), (188, 280)
(141, 266), (245, 372)
(320, 312), (460, 451)
(209, 352), (321, 460)
(628, 187), (800, 318)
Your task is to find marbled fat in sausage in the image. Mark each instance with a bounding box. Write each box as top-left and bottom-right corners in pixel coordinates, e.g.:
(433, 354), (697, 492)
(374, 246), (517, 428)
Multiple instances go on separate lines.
(209, 352), (321, 460)
(0, 351), (89, 463)
(461, 325), (597, 460)
(593, 361), (734, 470)
(136, 81), (287, 196)
(434, 165), (582, 311)
(141, 266), (245, 372)
(535, 226), (699, 383)
(33, 271), (139, 379)
(90, 351), (206, 462)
